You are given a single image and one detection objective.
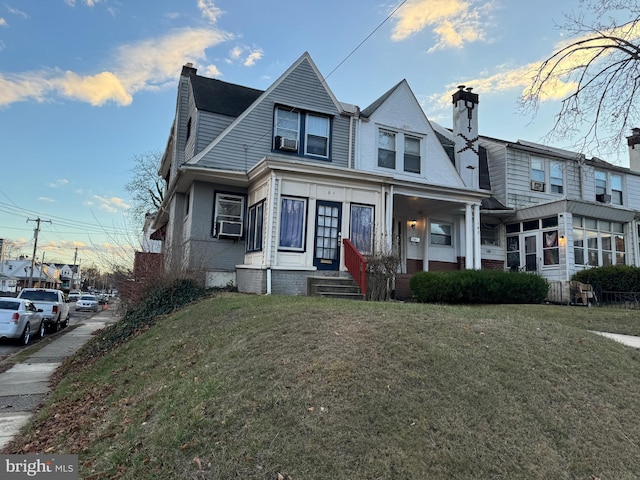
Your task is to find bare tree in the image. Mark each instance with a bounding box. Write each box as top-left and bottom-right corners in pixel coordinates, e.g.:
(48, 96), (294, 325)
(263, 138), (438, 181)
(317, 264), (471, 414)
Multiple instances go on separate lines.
(520, 1), (640, 158)
(124, 151), (164, 228)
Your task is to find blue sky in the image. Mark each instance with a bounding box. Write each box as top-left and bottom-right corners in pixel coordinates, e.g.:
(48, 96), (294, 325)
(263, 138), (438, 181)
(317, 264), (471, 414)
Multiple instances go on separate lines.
(0, 0), (628, 270)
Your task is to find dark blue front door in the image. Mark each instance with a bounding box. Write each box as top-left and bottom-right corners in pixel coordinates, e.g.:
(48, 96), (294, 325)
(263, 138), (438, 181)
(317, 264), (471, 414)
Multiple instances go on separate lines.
(313, 201), (342, 270)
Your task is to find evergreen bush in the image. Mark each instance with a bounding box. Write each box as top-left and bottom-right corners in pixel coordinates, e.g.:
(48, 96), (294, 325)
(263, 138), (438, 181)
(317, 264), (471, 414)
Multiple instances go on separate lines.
(410, 270), (548, 304)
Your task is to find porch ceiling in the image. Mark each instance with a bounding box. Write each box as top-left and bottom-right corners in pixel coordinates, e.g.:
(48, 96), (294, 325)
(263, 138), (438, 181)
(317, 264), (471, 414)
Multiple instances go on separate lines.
(393, 194), (465, 216)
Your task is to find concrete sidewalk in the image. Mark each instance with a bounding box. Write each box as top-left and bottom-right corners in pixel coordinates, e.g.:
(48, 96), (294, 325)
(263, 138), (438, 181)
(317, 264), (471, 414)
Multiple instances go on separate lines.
(593, 331), (640, 349)
(0, 306), (120, 450)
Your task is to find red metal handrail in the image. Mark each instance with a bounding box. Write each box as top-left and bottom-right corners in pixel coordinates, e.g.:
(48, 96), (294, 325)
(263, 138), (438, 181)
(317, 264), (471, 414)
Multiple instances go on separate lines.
(343, 238), (367, 296)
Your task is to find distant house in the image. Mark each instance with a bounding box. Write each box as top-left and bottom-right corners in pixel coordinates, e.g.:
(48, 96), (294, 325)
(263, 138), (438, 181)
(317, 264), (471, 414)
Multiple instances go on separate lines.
(0, 271), (17, 295)
(152, 52), (640, 299)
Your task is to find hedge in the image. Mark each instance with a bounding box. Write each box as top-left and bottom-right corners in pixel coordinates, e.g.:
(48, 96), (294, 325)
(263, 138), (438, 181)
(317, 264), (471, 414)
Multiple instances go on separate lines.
(572, 265), (640, 293)
(410, 270), (549, 304)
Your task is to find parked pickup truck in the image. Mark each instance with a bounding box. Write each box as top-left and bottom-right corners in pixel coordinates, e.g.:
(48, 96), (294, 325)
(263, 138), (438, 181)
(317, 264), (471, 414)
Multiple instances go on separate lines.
(16, 288), (70, 333)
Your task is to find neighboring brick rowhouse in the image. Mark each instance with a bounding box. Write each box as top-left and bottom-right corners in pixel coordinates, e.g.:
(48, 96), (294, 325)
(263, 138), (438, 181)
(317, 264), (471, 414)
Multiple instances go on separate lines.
(134, 252), (164, 280)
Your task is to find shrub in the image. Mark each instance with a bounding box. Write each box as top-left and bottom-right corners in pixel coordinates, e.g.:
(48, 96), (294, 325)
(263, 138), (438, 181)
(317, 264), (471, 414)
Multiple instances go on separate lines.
(410, 270), (549, 304)
(366, 253), (401, 301)
(572, 265), (640, 293)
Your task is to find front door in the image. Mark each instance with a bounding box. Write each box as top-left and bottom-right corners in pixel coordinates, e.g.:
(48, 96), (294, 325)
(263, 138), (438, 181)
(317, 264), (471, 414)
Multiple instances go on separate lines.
(314, 201), (342, 270)
(524, 234), (538, 272)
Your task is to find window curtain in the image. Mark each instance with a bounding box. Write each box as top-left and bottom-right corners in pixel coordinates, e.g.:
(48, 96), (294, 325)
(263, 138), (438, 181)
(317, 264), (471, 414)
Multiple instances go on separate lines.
(280, 198), (305, 249)
(350, 205), (373, 254)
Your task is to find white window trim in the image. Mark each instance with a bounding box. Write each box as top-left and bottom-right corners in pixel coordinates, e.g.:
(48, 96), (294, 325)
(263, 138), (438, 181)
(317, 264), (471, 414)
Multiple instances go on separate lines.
(429, 221), (453, 247)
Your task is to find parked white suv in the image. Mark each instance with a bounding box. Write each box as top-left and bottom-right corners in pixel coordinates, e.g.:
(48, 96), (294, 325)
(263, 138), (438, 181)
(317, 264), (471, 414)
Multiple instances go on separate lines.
(16, 288), (70, 333)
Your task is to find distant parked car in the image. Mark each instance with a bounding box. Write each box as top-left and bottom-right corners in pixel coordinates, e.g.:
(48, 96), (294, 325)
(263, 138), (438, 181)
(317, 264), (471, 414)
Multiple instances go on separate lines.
(75, 294), (99, 312)
(0, 298), (45, 345)
(67, 291), (82, 302)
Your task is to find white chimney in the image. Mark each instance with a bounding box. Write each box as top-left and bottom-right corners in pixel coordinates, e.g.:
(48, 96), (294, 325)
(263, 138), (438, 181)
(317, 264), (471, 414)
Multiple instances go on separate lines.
(452, 85), (479, 188)
(627, 127), (640, 172)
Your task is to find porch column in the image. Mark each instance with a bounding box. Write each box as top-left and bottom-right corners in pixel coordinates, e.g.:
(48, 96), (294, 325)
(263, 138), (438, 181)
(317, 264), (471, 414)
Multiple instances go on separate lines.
(473, 203), (481, 269)
(465, 204), (473, 269)
(386, 186), (394, 252)
(422, 215), (429, 271)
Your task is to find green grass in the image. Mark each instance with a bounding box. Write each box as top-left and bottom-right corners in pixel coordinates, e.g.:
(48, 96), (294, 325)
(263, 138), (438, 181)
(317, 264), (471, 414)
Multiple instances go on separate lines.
(5, 294), (640, 479)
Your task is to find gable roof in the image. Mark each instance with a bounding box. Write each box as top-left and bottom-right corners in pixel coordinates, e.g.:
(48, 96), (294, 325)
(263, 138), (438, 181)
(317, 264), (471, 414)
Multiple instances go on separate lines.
(186, 52), (346, 166)
(189, 75), (263, 117)
(360, 80), (406, 118)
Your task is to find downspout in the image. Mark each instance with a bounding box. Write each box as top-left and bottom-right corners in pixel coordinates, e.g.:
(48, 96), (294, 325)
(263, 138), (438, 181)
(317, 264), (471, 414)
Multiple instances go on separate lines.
(265, 172), (277, 295)
(348, 113), (354, 169)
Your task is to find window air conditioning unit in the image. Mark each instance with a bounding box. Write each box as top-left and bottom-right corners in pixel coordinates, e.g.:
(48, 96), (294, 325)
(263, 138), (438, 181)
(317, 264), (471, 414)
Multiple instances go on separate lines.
(218, 221), (242, 237)
(596, 193), (611, 203)
(530, 180), (545, 192)
(276, 136), (298, 152)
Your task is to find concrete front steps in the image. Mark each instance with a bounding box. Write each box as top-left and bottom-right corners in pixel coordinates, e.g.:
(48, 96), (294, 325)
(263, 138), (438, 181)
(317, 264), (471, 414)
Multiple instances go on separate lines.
(307, 276), (365, 300)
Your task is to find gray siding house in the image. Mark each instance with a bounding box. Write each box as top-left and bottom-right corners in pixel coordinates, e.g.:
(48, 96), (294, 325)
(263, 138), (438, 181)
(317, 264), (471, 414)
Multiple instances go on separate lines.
(152, 52), (640, 298)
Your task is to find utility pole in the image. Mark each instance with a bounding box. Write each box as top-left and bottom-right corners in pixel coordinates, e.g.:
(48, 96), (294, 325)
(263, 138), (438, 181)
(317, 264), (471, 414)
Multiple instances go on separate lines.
(27, 217), (51, 288)
(72, 247), (78, 290)
(38, 251), (45, 287)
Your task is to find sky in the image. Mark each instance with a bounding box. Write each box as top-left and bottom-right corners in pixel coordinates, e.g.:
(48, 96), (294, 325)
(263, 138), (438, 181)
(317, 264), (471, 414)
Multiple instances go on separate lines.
(0, 0), (634, 271)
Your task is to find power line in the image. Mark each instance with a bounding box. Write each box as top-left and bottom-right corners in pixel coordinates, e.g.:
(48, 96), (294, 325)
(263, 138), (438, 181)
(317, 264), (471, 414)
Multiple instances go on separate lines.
(324, 1), (407, 81)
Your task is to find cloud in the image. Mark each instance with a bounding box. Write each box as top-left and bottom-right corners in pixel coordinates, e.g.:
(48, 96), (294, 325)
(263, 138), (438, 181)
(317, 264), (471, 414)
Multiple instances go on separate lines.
(92, 195), (131, 212)
(198, 0), (223, 24)
(0, 27), (232, 107)
(428, 21), (640, 113)
(38, 197), (55, 203)
(7, 6), (29, 19)
(226, 45), (263, 67)
(391, 0), (492, 51)
(0, 17), (7, 27)
(54, 71), (132, 106)
(203, 64), (222, 77)
(244, 49), (263, 66)
(49, 179), (69, 188)
(65, 0), (101, 6)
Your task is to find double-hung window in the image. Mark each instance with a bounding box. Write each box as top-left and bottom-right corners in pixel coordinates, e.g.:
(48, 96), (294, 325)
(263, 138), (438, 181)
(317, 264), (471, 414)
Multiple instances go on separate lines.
(305, 115), (329, 157)
(378, 130), (396, 169)
(531, 157), (545, 184)
(430, 222), (452, 246)
(595, 171), (607, 196)
(274, 107), (330, 159)
(246, 201), (264, 252)
(611, 174), (623, 205)
(404, 136), (421, 173)
(212, 193), (244, 237)
(550, 161), (563, 194)
(275, 108), (300, 144)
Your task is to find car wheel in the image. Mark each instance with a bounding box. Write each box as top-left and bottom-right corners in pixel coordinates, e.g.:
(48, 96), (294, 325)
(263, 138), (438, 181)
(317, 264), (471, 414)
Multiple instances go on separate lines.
(48, 318), (60, 334)
(37, 320), (45, 338)
(18, 324), (30, 346)
(62, 313), (69, 328)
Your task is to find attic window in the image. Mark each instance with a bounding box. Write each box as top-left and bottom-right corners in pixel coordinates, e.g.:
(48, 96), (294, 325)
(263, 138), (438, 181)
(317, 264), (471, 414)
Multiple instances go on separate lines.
(186, 117), (192, 140)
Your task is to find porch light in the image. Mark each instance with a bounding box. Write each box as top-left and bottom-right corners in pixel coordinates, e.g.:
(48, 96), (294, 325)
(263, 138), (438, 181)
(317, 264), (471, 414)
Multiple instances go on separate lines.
(410, 219), (417, 230)
(559, 235), (566, 247)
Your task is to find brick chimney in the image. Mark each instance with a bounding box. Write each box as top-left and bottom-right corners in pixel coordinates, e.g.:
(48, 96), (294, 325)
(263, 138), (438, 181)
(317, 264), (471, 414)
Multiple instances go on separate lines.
(452, 85), (479, 188)
(627, 127), (640, 172)
(181, 62), (197, 76)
